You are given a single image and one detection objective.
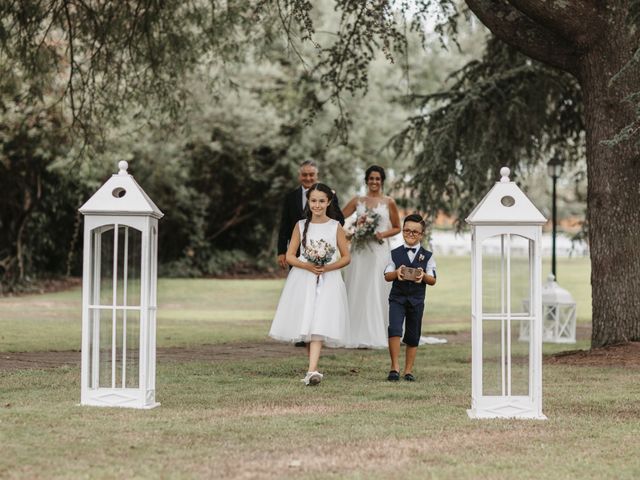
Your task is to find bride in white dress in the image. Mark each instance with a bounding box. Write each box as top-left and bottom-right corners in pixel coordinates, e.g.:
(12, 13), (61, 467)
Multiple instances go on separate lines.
(342, 165), (401, 348)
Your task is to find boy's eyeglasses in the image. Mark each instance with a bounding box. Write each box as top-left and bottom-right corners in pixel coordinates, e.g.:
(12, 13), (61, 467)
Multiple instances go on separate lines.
(402, 229), (423, 236)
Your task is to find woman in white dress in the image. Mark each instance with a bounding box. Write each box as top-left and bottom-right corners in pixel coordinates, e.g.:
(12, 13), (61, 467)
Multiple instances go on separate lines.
(342, 165), (401, 348)
(269, 183), (351, 386)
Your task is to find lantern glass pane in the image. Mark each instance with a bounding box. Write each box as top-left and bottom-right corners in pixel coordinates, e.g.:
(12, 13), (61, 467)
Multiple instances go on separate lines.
(89, 231), (100, 306)
(115, 226), (142, 308)
(559, 304), (576, 339)
(543, 304), (557, 340)
(123, 310), (140, 388)
(482, 320), (504, 395)
(149, 226), (157, 305)
(96, 309), (140, 388)
(98, 309), (114, 388)
(87, 307), (101, 389)
(509, 235), (531, 315)
(94, 226), (115, 307)
(482, 319), (531, 396)
(481, 237), (503, 315)
(510, 319), (530, 395)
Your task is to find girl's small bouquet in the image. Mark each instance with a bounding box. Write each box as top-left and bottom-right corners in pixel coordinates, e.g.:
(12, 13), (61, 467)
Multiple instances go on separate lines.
(303, 239), (336, 283)
(347, 208), (383, 251)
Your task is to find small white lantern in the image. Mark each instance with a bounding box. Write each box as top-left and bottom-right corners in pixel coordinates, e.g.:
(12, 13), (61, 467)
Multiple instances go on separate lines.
(520, 274), (577, 343)
(79, 161), (163, 409)
(466, 167), (547, 420)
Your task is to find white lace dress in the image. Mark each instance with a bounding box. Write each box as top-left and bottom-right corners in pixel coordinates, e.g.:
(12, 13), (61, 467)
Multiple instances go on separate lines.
(343, 201), (392, 348)
(269, 219), (349, 347)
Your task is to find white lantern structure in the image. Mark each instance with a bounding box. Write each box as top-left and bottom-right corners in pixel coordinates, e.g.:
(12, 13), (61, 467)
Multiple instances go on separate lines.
(79, 161), (163, 409)
(466, 167), (547, 420)
(520, 273), (577, 343)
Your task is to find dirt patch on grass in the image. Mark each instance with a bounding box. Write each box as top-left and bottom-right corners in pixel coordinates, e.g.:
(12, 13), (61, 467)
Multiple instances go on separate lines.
(3, 334), (639, 372)
(0, 338), (456, 372)
(0, 341), (304, 372)
(443, 327), (640, 367)
(547, 341), (640, 367)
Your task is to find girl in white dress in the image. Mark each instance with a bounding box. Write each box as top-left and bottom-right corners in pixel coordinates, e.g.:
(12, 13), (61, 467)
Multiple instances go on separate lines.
(342, 165), (401, 348)
(269, 183), (351, 386)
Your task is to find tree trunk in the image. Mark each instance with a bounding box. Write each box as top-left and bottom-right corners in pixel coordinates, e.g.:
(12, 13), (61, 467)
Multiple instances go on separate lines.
(465, 0), (640, 347)
(582, 31), (640, 347)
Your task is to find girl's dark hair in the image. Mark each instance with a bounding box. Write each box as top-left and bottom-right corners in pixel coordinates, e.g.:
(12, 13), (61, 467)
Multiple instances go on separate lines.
(364, 165), (386, 185)
(403, 213), (426, 232)
(301, 183), (340, 248)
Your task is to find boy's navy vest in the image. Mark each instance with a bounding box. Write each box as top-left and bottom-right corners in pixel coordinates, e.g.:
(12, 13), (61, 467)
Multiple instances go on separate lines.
(389, 245), (433, 306)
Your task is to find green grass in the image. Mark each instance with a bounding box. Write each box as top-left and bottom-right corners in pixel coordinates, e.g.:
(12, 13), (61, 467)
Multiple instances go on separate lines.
(2, 345), (639, 479)
(2, 254), (629, 479)
(0, 278), (283, 351)
(0, 256), (591, 352)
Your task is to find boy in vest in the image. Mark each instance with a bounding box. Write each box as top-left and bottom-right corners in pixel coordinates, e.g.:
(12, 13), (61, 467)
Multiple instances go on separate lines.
(383, 214), (437, 381)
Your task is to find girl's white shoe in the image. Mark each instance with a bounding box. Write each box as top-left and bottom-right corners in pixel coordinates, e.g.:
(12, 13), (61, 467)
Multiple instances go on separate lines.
(301, 371), (323, 386)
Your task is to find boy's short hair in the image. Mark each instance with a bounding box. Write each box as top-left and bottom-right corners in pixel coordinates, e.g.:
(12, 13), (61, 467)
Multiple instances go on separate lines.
(403, 214), (426, 232)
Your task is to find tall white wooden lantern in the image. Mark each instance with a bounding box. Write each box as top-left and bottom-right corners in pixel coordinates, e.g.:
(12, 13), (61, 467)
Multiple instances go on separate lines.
(466, 167), (547, 420)
(79, 161), (163, 409)
(520, 273), (577, 343)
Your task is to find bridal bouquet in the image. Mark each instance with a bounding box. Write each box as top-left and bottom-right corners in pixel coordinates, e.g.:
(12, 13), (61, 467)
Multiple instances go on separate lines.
(348, 209), (383, 251)
(303, 239), (336, 284)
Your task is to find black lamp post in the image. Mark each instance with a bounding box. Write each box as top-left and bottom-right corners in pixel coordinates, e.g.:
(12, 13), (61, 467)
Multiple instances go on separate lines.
(547, 154), (563, 280)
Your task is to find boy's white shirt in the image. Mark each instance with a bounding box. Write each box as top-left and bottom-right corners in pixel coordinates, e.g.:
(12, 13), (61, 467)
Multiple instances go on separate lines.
(384, 242), (436, 276)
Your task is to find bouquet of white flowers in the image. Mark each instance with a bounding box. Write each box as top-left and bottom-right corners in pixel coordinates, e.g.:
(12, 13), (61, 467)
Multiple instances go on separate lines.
(303, 239), (336, 266)
(347, 208), (383, 251)
(303, 239), (336, 284)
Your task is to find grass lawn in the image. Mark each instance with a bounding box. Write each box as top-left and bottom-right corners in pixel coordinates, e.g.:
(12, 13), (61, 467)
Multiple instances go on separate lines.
(0, 255), (592, 352)
(2, 346), (639, 479)
(3, 255), (638, 479)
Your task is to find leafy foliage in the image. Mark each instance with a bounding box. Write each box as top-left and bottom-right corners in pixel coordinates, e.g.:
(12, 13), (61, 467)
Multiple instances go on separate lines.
(392, 38), (583, 228)
(0, 0), (275, 142)
(0, 1), (488, 289)
(276, 0), (460, 140)
(0, 80), (80, 289)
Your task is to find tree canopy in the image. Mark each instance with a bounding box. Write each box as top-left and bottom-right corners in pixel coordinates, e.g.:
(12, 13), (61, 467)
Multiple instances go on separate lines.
(2, 1), (639, 347)
(1, 1), (469, 288)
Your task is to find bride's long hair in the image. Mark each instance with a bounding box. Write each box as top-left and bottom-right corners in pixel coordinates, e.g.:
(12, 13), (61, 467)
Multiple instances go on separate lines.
(301, 183), (341, 248)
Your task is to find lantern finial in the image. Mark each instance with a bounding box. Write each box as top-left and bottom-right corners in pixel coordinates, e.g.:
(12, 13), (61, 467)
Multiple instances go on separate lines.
(118, 161), (129, 175)
(499, 167), (510, 183)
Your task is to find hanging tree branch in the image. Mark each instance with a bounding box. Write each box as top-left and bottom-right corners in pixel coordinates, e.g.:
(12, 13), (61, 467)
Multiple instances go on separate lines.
(506, 0), (606, 46)
(465, 0), (582, 76)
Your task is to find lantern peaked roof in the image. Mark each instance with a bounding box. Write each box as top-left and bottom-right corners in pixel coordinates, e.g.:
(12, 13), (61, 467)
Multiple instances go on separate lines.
(79, 161), (164, 218)
(542, 274), (575, 304)
(466, 167), (546, 225)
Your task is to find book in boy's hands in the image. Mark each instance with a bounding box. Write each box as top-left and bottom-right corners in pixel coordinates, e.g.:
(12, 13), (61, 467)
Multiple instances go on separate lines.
(401, 266), (421, 282)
